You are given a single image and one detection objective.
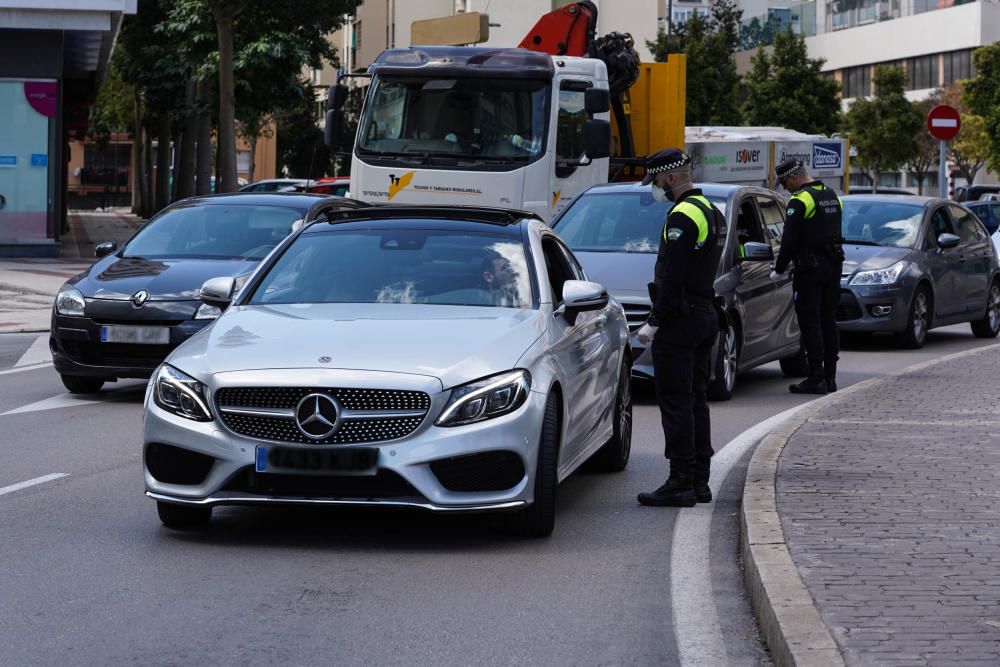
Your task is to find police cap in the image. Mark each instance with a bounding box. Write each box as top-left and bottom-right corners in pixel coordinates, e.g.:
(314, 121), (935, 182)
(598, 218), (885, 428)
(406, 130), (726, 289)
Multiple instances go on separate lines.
(642, 148), (691, 185)
(775, 158), (803, 181)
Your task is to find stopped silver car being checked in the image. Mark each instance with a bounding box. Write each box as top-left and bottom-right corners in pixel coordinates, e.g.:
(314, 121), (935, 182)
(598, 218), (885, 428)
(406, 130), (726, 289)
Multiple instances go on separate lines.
(143, 206), (633, 537)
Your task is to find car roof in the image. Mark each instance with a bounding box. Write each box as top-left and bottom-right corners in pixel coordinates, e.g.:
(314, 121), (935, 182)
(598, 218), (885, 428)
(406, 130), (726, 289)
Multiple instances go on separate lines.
(841, 194), (939, 206)
(578, 181), (745, 198)
(319, 205), (540, 226)
(168, 192), (343, 208)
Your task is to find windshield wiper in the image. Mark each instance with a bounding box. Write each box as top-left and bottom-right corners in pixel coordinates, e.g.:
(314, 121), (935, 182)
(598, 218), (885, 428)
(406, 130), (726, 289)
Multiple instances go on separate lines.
(842, 238), (882, 247)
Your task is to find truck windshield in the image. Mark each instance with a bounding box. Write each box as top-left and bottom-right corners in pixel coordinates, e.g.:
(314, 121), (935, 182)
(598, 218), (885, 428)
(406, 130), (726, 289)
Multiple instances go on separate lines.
(357, 76), (549, 161)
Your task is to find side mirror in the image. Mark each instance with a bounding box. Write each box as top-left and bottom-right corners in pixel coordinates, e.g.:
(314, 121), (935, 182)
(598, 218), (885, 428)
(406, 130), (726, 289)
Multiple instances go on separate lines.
(583, 119), (611, 160)
(740, 241), (773, 262)
(324, 109), (344, 151)
(562, 280), (609, 316)
(584, 88), (610, 114)
(326, 83), (348, 111)
(200, 276), (236, 310)
(938, 233), (960, 250)
(95, 241), (118, 258)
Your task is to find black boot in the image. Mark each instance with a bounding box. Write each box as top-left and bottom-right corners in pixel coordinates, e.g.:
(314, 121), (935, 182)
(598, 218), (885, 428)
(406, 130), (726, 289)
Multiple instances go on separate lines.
(638, 461), (696, 507)
(825, 360), (837, 393)
(693, 458), (712, 503)
(790, 361), (828, 395)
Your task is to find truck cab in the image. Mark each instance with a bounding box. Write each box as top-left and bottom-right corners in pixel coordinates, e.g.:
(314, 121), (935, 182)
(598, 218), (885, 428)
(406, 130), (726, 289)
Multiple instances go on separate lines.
(344, 46), (611, 221)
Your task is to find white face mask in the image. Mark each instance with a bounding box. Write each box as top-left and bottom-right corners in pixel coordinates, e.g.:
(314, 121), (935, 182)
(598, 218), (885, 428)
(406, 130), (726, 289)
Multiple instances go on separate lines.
(651, 184), (668, 203)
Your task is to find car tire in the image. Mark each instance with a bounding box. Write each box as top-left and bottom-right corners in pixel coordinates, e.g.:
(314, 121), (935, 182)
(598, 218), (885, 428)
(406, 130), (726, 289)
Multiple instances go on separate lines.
(971, 280), (1000, 338)
(156, 501), (212, 530)
(897, 285), (931, 349)
(707, 321), (738, 402)
(591, 361), (633, 472)
(510, 394), (560, 538)
(779, 346), (809, 377)
(60, 374), (104, 394)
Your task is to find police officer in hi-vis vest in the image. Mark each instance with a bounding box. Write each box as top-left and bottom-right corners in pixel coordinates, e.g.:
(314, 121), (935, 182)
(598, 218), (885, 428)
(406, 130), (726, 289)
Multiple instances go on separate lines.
(635, 149), (725, 508)
(770, 158), (845, 394)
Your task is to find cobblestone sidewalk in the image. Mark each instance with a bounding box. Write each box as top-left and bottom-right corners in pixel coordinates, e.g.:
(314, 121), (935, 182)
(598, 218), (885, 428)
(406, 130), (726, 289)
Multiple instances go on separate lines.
(777, 346), (1000, 665)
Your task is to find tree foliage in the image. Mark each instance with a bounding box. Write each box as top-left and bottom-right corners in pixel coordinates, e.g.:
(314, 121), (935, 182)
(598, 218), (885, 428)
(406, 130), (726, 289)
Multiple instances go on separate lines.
(646, 0), (743, 125)
(739, 14), (783, 50)
(960, 47), (1000, 177)
(742, 28), (841, 135)
(843, 66), (922, 192)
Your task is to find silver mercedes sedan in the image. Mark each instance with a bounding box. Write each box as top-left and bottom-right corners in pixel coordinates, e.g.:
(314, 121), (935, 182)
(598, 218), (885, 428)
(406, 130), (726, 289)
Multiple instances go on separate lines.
(143, 206), (632, 537)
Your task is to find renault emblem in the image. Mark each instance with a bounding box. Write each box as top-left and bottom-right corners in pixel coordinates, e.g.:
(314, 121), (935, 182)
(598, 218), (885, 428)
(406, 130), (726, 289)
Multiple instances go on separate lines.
(131, 289), (150, 307)
(294, 393), (342, 440)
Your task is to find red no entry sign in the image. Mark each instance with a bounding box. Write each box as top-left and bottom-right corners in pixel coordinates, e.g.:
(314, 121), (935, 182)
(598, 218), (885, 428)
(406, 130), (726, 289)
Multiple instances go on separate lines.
(927, 105), (961, 141)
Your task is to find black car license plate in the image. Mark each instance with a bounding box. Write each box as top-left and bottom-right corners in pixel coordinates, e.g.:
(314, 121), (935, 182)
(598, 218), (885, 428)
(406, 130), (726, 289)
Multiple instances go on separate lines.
(256, 446), (377, 475)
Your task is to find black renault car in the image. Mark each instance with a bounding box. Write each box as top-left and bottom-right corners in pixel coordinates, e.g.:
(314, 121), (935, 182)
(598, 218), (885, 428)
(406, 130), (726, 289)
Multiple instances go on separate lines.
(51, 193), (368, 393)
(551, 181), (805, 400)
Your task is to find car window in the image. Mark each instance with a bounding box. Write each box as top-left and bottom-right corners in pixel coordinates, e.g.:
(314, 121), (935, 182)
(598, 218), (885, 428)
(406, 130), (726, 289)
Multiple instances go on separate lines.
(541, 236), (576, 304)
(122, 204), (304, 260)
(250, 228), (533, 309)
(756, 195), (785, 247)
(842, 201), (924, 248)
(949, 205), (988, 243)
(555, 239), (586, 281)
(553, 191), (727, 253)
(735, 197), (765, 245)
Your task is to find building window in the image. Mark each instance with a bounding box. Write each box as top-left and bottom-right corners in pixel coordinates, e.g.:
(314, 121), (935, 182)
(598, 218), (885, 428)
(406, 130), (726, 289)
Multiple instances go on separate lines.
(907, 54), (938, 91)
(842, 65), (871, 98)
(943, 49), (972, 85)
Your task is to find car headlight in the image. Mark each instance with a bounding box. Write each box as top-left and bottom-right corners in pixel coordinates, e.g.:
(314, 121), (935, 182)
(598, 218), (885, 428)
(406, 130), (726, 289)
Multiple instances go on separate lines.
(849, 262), (904, 286)
(194, 303), (222, 320)
(55, 285), (85, 316)
(153, 364), (213, 421)
(436, 370), (531, 427)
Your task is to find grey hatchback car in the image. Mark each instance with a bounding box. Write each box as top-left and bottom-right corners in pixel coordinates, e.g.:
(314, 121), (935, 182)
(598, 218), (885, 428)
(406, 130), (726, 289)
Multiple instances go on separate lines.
(551, 182), (806, 400)
(839, 196), (1000, 347)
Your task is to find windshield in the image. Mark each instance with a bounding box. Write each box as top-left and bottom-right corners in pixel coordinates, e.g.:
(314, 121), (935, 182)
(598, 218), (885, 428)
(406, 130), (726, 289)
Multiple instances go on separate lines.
(357, 76), (549, 161)
(554, 191), (728, 253)
(842, 202), (924, 248)
(250, 228), (534, 309)
(968, 204), (1000, 234)
(123, 204), (303, 260)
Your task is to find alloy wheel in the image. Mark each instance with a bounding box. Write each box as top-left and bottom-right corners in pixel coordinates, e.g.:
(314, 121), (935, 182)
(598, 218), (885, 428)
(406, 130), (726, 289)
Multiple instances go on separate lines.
(618, 370), (633, 461)
(722, 325), (737, 392)
(912, 292), (928, 343)
(988, 284), (1000, 332)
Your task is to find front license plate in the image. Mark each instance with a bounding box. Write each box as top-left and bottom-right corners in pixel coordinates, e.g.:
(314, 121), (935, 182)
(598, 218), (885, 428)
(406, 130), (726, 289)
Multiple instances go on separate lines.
(255, 446), (378, 475)
(99, 325), (169, 345)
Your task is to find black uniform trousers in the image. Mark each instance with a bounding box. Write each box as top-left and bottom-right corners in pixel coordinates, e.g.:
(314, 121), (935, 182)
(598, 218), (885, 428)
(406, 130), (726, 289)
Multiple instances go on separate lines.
(651, 302), (717, 465)
(793, 262), (842, 378)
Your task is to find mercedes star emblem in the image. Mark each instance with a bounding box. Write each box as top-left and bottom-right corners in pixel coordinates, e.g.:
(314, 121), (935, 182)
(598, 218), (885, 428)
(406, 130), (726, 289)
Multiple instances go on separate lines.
(294, 393), (342, 440)
(131, 289), (150, 308)
(318, 356), (332, 364)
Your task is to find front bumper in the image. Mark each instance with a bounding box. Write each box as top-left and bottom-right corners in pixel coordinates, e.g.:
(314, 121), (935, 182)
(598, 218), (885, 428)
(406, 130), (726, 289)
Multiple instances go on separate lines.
(835, 284), (912, 333)
(143, 370), (547, 513)
(51, 300), (208, 379)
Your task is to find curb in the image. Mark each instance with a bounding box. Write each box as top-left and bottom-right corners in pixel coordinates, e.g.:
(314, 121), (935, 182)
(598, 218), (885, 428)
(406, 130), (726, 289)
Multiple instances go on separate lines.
(740, 342), (1000, 667)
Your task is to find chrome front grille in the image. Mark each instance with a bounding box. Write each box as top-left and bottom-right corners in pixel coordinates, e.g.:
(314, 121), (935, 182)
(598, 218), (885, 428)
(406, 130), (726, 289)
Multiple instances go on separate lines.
(622, 302), (652, 333)
(214, 387), (431, 445)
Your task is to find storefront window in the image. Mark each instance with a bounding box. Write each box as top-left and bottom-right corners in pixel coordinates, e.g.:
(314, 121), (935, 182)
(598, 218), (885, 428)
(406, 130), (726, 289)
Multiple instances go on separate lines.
(0, 79), (56, 242)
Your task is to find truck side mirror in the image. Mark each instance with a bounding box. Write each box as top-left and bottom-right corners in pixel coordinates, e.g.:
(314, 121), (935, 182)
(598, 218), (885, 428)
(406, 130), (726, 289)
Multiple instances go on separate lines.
(324, 110), (344, 151)
(584, 88), (610, 114)
(584, 119), (611, 160)
(326, 83), (348, 111)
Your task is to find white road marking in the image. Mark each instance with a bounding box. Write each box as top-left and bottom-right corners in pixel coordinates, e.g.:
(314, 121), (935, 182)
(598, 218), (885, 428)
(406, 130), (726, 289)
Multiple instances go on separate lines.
(670, 402), (813, 667)
(1, 392), (106, 416)
(0, 361), (52, 376)
(930, 118), (958, 128)
(15, 334), (51, 367)
(0, 473), (68, 497)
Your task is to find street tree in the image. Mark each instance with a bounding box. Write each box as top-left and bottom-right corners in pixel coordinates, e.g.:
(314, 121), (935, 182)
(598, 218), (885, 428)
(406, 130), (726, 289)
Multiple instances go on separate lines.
(842, 66), (922, 192)
(906, 98), (939, 195)
(646, 0), (743, 125)
(738, 14), (782, 50)
(937, 80), (989, 184)
(966, 44), (1000, 176)
(742, 28), (841, 135)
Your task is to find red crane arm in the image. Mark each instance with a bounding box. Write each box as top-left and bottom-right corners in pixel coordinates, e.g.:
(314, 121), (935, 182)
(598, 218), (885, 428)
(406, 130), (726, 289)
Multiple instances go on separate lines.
(517, 1), (598, 56)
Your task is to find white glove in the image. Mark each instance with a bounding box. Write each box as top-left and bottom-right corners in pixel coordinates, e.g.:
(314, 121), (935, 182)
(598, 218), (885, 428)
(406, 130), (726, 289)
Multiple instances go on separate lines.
(636, 323), (658, 344)
(769, 270), (780, 281)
